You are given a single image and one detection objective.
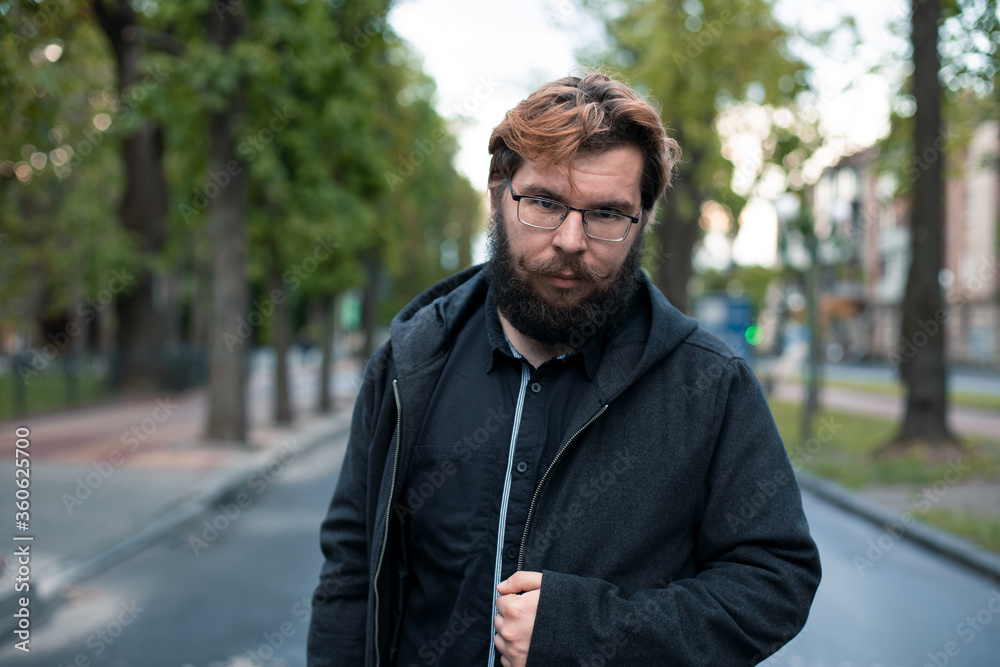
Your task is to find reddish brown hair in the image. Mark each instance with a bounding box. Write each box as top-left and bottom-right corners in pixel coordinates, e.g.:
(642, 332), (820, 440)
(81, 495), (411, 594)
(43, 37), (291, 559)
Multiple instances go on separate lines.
(488, 72), (681, 224)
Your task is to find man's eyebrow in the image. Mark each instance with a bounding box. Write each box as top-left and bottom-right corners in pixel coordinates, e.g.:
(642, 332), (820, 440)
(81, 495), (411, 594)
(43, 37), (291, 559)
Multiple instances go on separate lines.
(516, 182), (637, 212)
(516, 182), (565, 200)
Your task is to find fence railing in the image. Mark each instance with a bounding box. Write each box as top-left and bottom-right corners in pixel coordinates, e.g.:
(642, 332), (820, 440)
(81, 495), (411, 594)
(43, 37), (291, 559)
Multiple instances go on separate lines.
(0, 346), (207, 420)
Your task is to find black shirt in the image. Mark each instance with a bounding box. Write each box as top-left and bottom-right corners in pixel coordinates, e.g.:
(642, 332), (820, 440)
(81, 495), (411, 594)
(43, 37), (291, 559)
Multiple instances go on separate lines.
(393, 289), (602, 667)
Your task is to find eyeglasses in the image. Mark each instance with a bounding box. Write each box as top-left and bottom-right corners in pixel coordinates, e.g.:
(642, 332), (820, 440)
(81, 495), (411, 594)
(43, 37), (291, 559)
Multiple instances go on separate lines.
(507, 181), (641, 242)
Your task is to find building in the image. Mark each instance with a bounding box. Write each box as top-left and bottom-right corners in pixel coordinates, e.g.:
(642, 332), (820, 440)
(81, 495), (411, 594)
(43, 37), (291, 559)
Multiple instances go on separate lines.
(793, 121), (999, 368)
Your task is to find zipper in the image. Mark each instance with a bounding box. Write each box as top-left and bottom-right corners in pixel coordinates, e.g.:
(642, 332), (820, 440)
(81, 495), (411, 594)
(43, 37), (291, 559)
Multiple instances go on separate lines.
(516, 404), (609, 571)
(373, 379), (403, 667)
(487, 359), (531, 667)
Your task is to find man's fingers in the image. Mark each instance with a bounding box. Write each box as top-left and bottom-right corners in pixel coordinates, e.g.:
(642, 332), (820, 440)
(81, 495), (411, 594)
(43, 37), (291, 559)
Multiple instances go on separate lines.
(497, 570), (543, 595)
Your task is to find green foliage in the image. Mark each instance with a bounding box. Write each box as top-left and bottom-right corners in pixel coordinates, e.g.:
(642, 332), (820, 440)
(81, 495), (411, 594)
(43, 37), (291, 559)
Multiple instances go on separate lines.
(769, 399), (1000, 488)
(147, 0), (481, 323)
(592, 0), (816, 213)
(876, 0), (999, 197)
(922, 508), (1000, 554)
(1, 0), (482, 354)
(0, 5), (140, 333)
(941, 0), (999, 99)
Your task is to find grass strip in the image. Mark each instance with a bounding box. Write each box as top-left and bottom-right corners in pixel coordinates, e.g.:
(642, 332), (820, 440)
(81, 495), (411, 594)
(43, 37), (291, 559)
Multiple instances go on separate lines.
(769, 398), (1000, 555)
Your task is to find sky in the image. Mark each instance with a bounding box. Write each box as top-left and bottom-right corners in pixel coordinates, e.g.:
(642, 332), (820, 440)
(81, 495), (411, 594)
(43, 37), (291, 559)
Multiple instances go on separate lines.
(388, 0), (604, 191)
(388, 0), (911, 266)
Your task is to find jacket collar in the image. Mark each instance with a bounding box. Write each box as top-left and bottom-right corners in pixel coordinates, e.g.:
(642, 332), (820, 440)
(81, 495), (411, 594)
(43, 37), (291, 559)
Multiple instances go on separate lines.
(389, 263), (700, 400)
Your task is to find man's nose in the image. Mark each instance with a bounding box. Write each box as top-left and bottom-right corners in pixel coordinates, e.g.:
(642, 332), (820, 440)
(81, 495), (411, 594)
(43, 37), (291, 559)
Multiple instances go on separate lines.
(551, 210), (588, 254)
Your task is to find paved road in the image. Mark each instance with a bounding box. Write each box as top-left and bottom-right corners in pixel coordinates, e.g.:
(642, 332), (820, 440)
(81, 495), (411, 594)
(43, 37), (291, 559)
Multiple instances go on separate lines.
(761, 493), (1000, 666)
(4, 431), (999, 666)
(0, 417), (347, 667)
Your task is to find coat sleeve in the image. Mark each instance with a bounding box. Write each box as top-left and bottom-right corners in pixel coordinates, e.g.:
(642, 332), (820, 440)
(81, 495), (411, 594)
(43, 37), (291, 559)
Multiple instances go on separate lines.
(526, 358), (822, 666)
(307, 359), (384, 667)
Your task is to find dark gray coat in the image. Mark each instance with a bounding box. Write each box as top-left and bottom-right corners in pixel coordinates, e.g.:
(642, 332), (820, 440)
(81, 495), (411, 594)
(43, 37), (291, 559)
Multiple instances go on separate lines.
(308, 265), (821, 666)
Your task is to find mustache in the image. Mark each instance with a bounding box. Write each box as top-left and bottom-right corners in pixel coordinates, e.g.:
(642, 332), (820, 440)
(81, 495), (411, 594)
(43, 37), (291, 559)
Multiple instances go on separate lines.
(518, 254), (610, 283)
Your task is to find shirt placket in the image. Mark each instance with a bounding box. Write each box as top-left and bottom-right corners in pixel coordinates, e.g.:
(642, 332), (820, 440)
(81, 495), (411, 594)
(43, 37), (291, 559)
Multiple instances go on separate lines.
(499, 368), (548, 581)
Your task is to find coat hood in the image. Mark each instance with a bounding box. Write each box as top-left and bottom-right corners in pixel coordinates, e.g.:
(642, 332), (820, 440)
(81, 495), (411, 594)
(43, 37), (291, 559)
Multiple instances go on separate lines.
(389, 264), (700, 403)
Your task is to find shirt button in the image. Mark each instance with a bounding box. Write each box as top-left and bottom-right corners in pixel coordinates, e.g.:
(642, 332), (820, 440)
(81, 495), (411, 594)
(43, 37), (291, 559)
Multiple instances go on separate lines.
(516, 461), (528, 474)
(530, 382), (542, 393)
(505, 547), (518, 560)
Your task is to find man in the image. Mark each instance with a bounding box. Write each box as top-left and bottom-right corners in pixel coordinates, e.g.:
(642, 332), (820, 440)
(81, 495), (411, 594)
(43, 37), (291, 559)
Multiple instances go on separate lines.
(308, 72), (821, 667)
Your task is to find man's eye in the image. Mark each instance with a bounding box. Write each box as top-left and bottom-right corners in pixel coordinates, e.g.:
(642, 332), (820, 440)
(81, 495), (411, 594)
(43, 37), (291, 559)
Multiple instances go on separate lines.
(591, 210), (621, 220)
(528, 198), (560, 211)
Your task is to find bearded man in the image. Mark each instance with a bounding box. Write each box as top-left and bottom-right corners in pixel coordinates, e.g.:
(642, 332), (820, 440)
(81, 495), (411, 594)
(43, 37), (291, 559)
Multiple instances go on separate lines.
(307, 72), (821, 667)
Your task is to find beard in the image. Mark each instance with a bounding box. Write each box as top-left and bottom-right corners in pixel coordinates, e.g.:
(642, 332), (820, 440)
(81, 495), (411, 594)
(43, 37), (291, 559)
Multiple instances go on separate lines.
(485, 206), (645, 349)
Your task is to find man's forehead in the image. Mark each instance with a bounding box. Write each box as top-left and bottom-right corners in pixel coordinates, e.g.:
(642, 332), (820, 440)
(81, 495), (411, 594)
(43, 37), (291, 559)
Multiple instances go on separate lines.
(513, 146), (643, 202)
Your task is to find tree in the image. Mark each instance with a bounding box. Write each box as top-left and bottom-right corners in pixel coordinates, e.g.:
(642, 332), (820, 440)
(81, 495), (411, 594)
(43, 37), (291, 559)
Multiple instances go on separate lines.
(941, 0), (999, 106)
(202, 3), (249, 441)
(91, 0), (180, 393)
(153, 0), (394, 438)
(891, 0), (961, 451)
(0, 2), (140, 369)
(153, 0), (476, 432)
(2, 0), (479, 432)
(592, 0), (812, 313)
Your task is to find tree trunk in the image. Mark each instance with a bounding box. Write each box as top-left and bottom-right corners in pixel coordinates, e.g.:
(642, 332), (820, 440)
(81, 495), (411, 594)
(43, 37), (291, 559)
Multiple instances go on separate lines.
(316, 295), (335, 413)
(892, 0), (959, 450)
(271, 268), (294, 425)
(653, 177), (702, 314)
(360, 254), (381, 363)
(802, 230), (822, 442)
(204, 6), (248, 443)
(192, 238), (211, 347)
(164, 265), (183, 348)
(93, 1), (170, 394)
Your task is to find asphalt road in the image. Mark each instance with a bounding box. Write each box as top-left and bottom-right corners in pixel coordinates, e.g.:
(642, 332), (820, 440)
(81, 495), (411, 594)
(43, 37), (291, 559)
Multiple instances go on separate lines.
(760, 492), (1000, 666)
(0, 421), (346, 667)
(4, 427), (1000, 666)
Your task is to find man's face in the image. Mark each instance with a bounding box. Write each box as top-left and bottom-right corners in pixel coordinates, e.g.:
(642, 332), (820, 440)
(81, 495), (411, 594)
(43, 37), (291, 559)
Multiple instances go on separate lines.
(487, 145), (646, 348)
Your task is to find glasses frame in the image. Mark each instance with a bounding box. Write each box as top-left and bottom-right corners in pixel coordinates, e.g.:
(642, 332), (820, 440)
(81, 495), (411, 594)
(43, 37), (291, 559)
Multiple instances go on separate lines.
(506, 181), (641, 242)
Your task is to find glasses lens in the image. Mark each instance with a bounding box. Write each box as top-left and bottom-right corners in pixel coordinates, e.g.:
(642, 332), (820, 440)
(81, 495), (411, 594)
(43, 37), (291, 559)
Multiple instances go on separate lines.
(517, 197), (566, 229)
(584, 211), (632, 241)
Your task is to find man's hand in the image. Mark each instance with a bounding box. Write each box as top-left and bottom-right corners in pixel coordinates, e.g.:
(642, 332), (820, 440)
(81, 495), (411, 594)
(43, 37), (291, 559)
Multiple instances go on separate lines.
(494, 571), (543, 667)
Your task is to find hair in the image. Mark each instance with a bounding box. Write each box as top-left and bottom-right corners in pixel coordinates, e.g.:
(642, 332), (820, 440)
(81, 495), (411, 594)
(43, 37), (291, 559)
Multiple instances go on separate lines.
(488, 71), (681, 225)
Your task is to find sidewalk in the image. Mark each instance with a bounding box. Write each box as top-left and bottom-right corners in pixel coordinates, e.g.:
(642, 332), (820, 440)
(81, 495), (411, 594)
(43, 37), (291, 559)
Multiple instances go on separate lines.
(0, 353), (360, 639)
(771, 378), (1000, 439)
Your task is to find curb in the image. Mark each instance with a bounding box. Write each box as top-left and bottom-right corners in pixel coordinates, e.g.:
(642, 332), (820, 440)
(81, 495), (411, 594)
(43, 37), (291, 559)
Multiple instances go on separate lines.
(796, 469), (1000, 584)
(0, 412), (352, 643)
